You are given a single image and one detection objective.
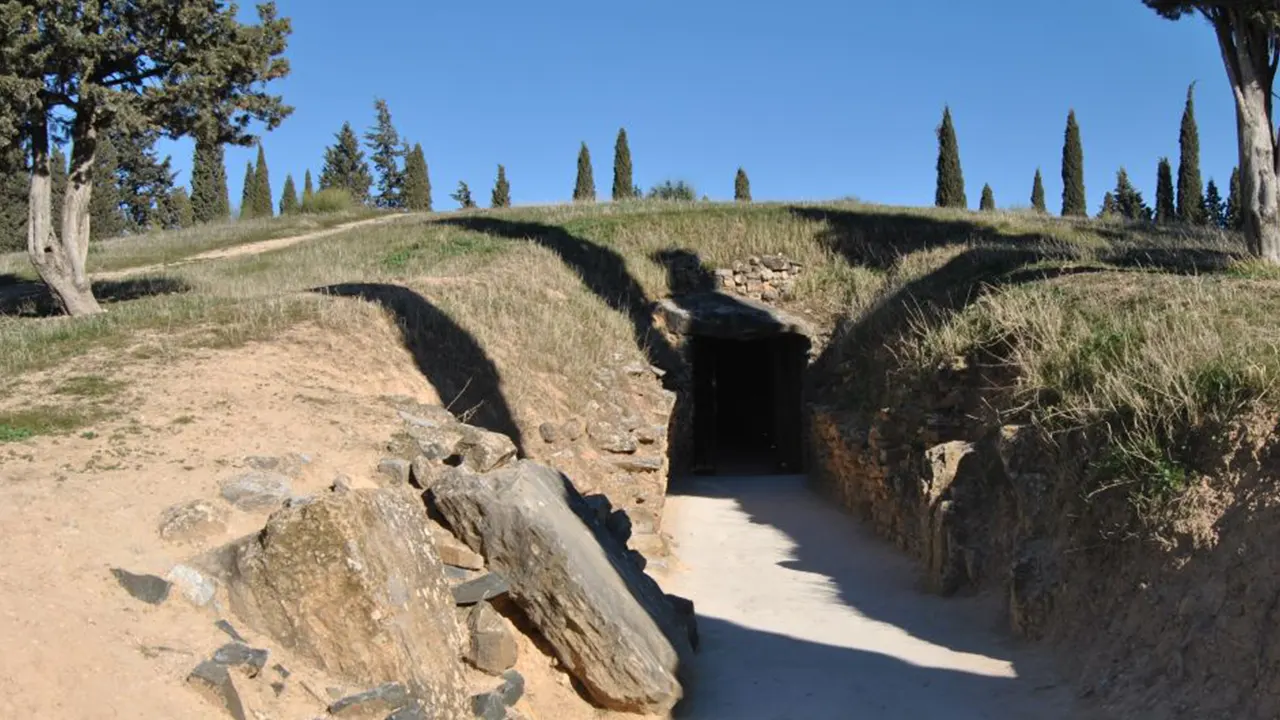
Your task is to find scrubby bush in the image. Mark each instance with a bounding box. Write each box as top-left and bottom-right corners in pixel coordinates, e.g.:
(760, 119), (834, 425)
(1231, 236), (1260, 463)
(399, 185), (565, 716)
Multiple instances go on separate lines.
(647, 180), (697, 201)
(301, 188), (354, 215)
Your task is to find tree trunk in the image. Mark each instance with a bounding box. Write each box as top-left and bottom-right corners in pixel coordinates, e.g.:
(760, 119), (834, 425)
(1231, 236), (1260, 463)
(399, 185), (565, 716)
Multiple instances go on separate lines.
(25, 114), (102, 315)
(1215, 11), (1280, 263)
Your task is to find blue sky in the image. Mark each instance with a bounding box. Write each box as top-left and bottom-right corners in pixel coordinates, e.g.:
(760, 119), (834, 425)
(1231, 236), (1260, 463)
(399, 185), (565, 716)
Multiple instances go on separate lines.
(162, 0), (1234, 213)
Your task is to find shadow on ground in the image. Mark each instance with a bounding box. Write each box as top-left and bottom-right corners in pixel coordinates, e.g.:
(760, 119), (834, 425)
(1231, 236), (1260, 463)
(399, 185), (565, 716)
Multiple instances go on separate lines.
(310, 282), (524, 452)
(0, 273), (191, 317)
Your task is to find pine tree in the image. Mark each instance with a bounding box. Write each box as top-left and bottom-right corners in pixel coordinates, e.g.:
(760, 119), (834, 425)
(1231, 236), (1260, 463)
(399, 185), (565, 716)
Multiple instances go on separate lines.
(114, 129), (177, 231)
(170, 187), (195, 229)
(1177, 83), (1206, 225)
(402, 143), (431, 211)
(1155, 157), (1176, 224)
(365, 99), (405, 208)
(50, 146), (68, 233)
(934, 106), (966, 209)
(320, 122), (373, 204)
(1227, 167), (1243, 231)
(240, 162), (257, 219)
(191, 136), (230, 224)
(303, 170), (315, 203)
(1204, 178), (1226, 228)
(0, 145), (28, 252)
(1031, 168), (1046, 213)
(1114, 168), (1152, 222)
(1062, 110), (1087, 217)
(451, 181), (475, 209)
(573, 143), (595, 202)
(279, 174), (299, 215)
(612, 128), (634, 201)
(89, 136), (124, 240)
(491, 165), (511, 208)
(1099, 191), (1118, 219)
(252, 144), (273, 217)
(734, 168), (751, 202)
(979, 184), (995, 211)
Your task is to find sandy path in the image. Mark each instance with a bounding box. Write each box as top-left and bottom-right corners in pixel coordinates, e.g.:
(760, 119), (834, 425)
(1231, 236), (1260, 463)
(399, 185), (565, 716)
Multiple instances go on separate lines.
(660, 475), (1081, 720)
(92, 213), (414, 281)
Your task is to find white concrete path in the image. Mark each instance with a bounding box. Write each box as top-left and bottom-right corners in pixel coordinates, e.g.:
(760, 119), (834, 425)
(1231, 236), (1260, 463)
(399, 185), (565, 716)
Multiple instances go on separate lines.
(660, 475), (1081, 720)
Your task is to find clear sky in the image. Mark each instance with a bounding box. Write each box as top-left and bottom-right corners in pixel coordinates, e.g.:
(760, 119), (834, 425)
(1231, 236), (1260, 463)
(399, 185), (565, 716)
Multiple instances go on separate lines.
(161, 0), (1236, 213)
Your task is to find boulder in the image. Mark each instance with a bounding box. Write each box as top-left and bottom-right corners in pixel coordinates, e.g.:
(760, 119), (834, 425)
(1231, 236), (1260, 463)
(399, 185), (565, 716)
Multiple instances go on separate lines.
(431, 460), (692, 714)
(158, 499), (228, 543)
(407, 423), (517, 474)
(537, 422), (561, 444)
(227, 488), (469, 718)
(219, 472), (292, 511)
(466, 601), (518, 675)
(376, 457), (412, 486)
(452, 572), (510, 606)
(166, 564), (217, 607)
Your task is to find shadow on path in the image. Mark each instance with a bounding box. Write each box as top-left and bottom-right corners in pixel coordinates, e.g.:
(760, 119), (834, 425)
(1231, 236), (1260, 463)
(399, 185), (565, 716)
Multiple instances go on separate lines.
(0, 273), (191, 317)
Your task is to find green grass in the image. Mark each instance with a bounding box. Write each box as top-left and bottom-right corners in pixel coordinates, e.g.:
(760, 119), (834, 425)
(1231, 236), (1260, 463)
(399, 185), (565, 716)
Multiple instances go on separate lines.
(0, 405), (107, 442)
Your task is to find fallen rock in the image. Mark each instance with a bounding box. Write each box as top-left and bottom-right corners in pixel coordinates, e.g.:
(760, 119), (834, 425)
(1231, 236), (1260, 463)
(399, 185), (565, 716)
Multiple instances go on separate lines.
(612, 456), (662, 473)
(407, 423), (516, 473)
(110, 568), (171, 605)
(328, 682), (413, 718)
(219, 471), (292, 511)
(452, 572), (510, 606)
(215, 619), (247, 644)
(467, 601), (518, 675)
(158, 499), (228, 543)
(537, 422), (561, 444)
(497, 669), (525, 706)
(588, 422), (636, 454)
(213, 642), (269, 678)
(377, 457), (412, 486)
(244, 453), (309, 478)
(167, 564), (216, 607)
(431, 523), (485, 570)
(472, 692), (506, 720)
(562, 418), (586, 441)
(472, 669), (527, 718)
(187, 659), (247, 720)
(396, 404), (457, 430)
(431, 460), (692, 714)
(227, 488), (469, 718)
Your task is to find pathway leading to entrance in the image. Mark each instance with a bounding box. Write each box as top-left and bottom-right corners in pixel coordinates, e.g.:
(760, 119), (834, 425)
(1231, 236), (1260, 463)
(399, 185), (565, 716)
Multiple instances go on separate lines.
(660, 475), (1081, 720)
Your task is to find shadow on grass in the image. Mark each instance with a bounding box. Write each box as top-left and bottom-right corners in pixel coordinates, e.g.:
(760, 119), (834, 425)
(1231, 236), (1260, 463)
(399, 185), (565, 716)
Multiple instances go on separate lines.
(310, 282), (524, 453)
(0, 274), (192, 318)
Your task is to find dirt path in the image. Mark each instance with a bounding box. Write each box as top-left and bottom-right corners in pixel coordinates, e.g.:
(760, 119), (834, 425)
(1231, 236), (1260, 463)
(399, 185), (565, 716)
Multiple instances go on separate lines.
(92, 213), (414, 281)
(660, 475), (1081, 720)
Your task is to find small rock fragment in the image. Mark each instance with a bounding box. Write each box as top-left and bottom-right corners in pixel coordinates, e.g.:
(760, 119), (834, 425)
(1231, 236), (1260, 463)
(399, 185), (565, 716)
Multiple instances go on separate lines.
(376, 457), (411, 486)
(588, 422), (636, 454)
(612, 456), (662, 473)
(158, 499), (228, 543)
(187, 660), (248, 720)
(498, 669), (525, 706)
(219, 471), (292, 511)
(167, 564), (216, 607)
(431, 524), (485, 570)
(273, 663), (290, 679)
(472, 692), (506, 720)
(327, 682), (412, 717)
(467, 601), (518, 675)
(443, 565), (474, 582)
(215, 619), (247, 644)
(453, 572), (510, 606)
(537, 422), (561, 444)
(634, 426), (662, 445)
(110, 568), (171, 605)
(562, 418), (586, 441)
(244, 453), (308, 478)
(213, 642), (269, 678)
(331, 475), (354, 493)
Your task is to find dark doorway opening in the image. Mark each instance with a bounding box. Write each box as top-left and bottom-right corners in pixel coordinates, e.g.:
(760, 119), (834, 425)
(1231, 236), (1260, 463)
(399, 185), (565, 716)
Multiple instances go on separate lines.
(692, 333), (809, 476)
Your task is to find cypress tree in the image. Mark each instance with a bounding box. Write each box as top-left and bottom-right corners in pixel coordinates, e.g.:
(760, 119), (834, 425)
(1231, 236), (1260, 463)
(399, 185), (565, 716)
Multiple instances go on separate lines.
(1062, 110), (1087, 217)
(171, 187), (195, 229)
(1177, 83), (1206, 225)
(1114, 168), (1151, 222)
(734, 168), (751, 202)
(320, 122), (373, 204)
(491, 164), (511, 208)
(0, 145), (28, 252)
(365, 98), (405, 208)
(934, 106), (966, 209)
(979, 184), (995, 211)
(114, 129), (177, 231)
(191, 136), (230, 223)
(402, 143), (431, 211)
(303, 170), (315, 203)
(612, 128), (634, 201)
(573, 142), (595, 202)
(1031, 168), (1046, 213)
(252, 144), (273, 217)
(1155, 157), (1176, 224)
(279, 174), (299, 215)
(50, 146), (68, 233)
(1227, 167), (1243, 231)
(451, 181), (475, 209)
(1204, 178), (1226, 228)
(89, 137), (125, 240)
(240, 161), (257, 219)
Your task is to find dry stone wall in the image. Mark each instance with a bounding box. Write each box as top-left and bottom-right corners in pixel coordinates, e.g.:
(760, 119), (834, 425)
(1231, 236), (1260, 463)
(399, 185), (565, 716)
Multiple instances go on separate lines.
(713, 254), (804, 303)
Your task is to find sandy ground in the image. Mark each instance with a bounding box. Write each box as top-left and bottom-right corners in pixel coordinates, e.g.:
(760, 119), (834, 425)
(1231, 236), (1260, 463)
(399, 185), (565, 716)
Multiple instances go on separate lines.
(659, 475), (1082, 720)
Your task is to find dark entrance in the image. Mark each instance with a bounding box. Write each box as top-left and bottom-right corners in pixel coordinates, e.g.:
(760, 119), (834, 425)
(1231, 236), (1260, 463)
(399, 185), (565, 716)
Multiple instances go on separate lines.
(691, 333), (809, 476)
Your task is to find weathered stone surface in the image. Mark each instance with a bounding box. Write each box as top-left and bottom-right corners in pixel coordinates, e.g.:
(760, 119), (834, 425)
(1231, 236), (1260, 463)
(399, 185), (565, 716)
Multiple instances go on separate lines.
(588, 422), (636, 454)
(655, 293), (811, 339)
(430, 522), (485, 570)
(562, 418), (586, 441)
(612, 456), (662, 473)
(385, 701), (429, 720)
(227, 488), (468, 718)
(760, 254), (789, 271)
(219, 471), (292, 511)
(328, 682), (413, 718)
(187, 660), (247, 720)
(167, 564), (216, 607)
(397, 404), (457, 430)
(473, 669), (526, 719)
(634, 425), (663, 445)
(537, 422), (561, 444)
(245, 453), (309, 478)
(472, 692), (506, 720)
(213, 642), (269, 678)
(452, 572), (510, 606)
(497, 669), (525, 706)
(110, 568), (171, 605)
(408, 423), (516, 473)
(432, 460), (692, 714)
(467, 601), (518, 675)
(377, 457), (411, 486)
(158, 499), (228, 543)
